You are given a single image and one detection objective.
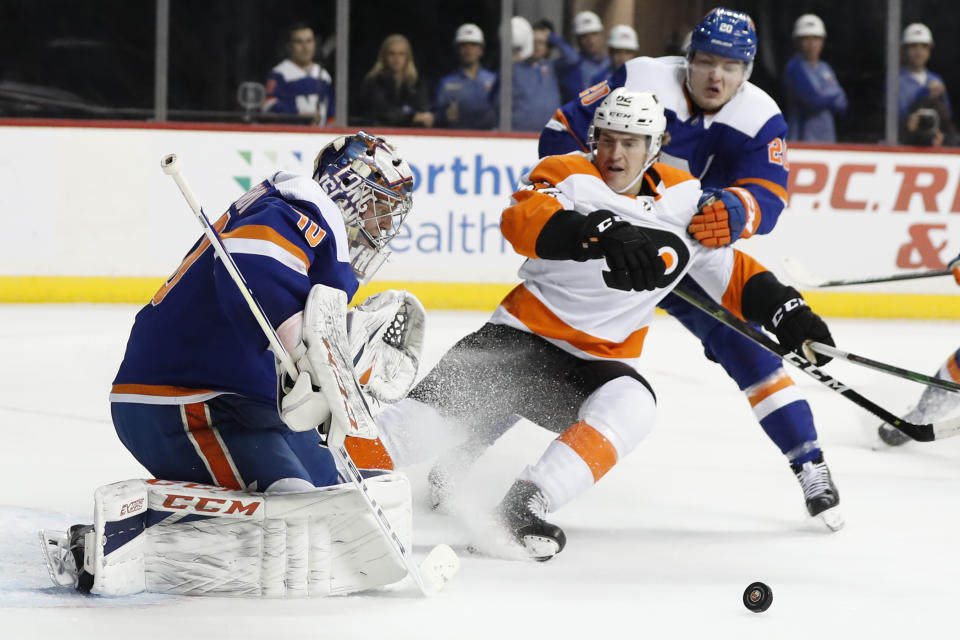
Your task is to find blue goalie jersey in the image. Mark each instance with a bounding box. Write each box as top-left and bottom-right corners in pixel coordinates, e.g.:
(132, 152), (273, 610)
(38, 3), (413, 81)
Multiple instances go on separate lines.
(111, 172), (357, 406)
(540, 56), (790, 238)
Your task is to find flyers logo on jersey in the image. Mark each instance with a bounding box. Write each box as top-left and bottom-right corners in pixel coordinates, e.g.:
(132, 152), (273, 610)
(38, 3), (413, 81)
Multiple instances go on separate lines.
(645, 227), (691, 288)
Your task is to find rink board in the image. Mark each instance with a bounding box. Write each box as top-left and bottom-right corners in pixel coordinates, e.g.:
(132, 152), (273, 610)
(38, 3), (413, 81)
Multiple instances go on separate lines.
(0, 120), (957, 318)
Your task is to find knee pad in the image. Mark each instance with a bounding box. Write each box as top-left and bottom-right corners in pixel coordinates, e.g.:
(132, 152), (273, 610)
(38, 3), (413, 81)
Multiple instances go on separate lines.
(578, 376), (657, 457)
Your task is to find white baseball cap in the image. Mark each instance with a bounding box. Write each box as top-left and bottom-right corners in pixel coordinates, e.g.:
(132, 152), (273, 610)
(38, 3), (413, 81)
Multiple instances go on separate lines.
(573, 11), (603, 36)
(902, 23), (933, 46)
(607, 25), (638, 51)
(793, 14), (826, 38)
(454, 23), (484, 45)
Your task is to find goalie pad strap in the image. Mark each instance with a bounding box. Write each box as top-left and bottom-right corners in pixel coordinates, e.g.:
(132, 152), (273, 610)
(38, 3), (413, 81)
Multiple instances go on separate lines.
(86, 475), (412, 597)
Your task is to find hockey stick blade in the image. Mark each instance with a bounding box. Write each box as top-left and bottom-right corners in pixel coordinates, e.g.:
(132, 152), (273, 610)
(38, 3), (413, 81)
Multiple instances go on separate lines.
(672, 285), (959, 442)
(805, 342), (960, 392)
(783, 256), (952, 288)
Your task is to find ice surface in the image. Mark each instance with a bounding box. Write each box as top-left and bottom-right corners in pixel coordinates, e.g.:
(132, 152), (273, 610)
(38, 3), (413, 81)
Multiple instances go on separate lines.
(1, 305), (958, 639)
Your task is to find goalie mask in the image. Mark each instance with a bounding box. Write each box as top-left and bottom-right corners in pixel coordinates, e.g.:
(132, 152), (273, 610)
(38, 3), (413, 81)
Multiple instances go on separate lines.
(587, 88), (667, 193)
(313, 131), (414, 284)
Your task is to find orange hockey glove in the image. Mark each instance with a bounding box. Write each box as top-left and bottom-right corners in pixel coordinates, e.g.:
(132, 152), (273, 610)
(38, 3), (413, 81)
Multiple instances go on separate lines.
(687, 189), (747, 248)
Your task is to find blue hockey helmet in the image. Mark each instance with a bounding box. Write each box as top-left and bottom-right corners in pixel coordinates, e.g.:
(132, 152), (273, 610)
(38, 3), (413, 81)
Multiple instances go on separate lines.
(689, 7), (757, 62)
(313, 131), (414, 283)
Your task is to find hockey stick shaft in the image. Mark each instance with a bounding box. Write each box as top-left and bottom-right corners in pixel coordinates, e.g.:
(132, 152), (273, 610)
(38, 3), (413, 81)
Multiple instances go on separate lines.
(160, 154), (447, 595)
(671, 285), (960, 442)
(805, 341), (960, 392)
(810, 269), (950, 288)
(783, 256), (954, 288)
(160, 154), (298, 379)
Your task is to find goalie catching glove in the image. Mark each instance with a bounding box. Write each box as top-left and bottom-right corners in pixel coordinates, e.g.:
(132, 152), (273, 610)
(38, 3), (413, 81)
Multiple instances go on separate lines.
(278, 286), (425, 435)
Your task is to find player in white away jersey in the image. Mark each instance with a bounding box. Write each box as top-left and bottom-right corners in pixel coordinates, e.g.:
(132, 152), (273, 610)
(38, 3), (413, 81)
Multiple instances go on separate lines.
(878, 256), (960, 446)
(375, 88), (837, 560)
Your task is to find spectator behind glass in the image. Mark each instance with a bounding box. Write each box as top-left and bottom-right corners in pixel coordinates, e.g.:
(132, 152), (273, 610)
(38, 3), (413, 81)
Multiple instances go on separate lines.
(434, 24), (497, 130)
(898, 23), (953, 144)
(783, 14), (847, 143)
(262, 22), (334, 126)
(509, 16), (561, 132)
(590, 25), (639, 86)
(560, 11), (609, 101)
(361, 34), (434, 128)
(532, 19), (581, 102)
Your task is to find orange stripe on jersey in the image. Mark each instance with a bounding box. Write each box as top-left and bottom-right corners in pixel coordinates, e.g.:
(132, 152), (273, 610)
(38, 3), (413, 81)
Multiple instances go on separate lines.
(501, 191), (564, 258)
(501, 284), (649, 359)
(732, 177), (790, 205)
(651, 163), (697, 189)
(726, 187), (762, 238)
(558, 421), (618, 482)
(528, 154), (601, 186)
(182, 402), (243, 490)
(946, 354), (960, 384)
(551, 109), (589, 152)
(221, 225), (311, 269)
(721, 251), (769, 321)
(344, 437), (395, 470)
(111, 383), (215, 397)
(746, 372), (795, 407)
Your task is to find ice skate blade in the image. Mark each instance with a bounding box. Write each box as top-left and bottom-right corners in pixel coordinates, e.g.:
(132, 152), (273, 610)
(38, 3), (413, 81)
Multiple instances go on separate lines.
(38, 529), (77, 587)
(521, 534), (562, 562)
(817, 506), (845, 532)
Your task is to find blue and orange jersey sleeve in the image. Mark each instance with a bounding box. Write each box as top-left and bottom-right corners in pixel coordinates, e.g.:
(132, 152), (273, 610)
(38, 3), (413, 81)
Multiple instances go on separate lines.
(727, 115), (791, 238)
(212, 196), (349, 351)
(538, 66), (627, 158)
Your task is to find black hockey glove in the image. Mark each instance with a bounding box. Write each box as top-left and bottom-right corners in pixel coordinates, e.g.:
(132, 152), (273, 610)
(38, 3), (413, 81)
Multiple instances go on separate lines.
(764, 288), (835, 366)
(577, 210), (665, 292)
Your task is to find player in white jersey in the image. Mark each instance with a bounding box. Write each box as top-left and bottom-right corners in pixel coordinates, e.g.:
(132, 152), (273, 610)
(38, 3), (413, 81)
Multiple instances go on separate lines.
(375, 89), (837, 560)
(878, 257), (960, 446)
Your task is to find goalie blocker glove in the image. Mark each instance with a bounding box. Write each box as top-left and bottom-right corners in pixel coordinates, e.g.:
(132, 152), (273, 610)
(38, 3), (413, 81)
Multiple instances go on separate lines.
(741, 271), (835, 366)
(535, 208), (665, 291)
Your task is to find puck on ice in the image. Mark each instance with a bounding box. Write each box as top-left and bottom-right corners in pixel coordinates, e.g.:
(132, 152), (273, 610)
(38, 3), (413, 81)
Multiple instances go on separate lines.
(743, 582), (772, 612)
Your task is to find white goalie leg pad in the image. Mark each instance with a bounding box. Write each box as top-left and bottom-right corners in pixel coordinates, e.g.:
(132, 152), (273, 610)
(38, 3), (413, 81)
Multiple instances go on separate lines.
(84, 474), (412, 597)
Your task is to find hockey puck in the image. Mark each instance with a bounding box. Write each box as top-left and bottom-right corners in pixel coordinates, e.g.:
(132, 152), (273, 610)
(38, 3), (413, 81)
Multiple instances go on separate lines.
(743, 581), (772, 612)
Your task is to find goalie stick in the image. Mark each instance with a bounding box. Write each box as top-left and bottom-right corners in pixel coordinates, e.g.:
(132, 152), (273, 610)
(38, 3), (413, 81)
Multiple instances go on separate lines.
(805, 341), (960, 393)
(160, 154), (459, 596)
(782, 256), (955, 289)
(671, 285), (960, 442)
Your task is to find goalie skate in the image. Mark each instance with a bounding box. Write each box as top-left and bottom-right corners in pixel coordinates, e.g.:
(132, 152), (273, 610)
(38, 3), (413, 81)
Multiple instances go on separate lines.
(39, 524), (94, 592)
(497, 480), (567, 561)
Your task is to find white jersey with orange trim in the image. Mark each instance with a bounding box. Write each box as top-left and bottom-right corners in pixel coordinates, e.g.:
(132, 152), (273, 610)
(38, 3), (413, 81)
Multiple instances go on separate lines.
(540, 56), (790, 240)
(111, 172), (358, 406)
(490, 152), (768, 366)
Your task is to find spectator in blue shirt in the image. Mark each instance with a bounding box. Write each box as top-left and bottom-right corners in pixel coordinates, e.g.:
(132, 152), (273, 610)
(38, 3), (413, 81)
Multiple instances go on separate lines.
(559, 11), (609, 102)
(898, 23), (951, 122)
(262, 23), (334, 126)
(532, 19), (581, 99)
(589, 25), (639, 87)
(509, 16), (561, 132)
(783, 14), (847, 143)
(434, 24), (497, 130)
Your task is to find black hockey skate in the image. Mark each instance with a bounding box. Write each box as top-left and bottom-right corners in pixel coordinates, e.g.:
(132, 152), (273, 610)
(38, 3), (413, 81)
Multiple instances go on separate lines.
(791, 455), (844, 532)
(877, 423), (911, 447)
(497, 480), (566, 561)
